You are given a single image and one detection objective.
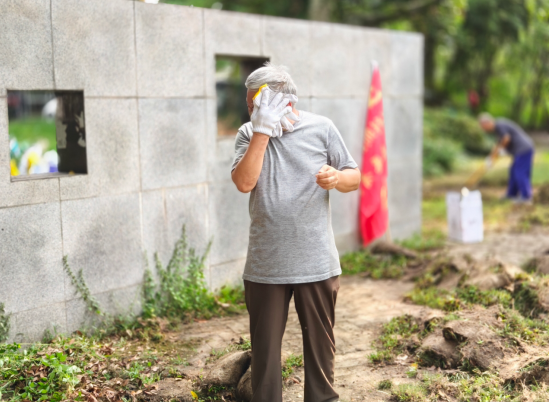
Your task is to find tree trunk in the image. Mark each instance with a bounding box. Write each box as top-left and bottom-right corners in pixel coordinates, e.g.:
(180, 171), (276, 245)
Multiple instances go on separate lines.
(308, 0), (332, 21)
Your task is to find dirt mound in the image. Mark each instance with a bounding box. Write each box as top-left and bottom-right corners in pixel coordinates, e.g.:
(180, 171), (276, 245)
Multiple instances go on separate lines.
(237, 367), (253, 401)
(416, 254), (524, 292)
(524, 250), (549, 275)
(371, 241), (419, 259)
(138, 378), (194, 402)
(417, 306), (548, 382)
(534, 183), (549, 205)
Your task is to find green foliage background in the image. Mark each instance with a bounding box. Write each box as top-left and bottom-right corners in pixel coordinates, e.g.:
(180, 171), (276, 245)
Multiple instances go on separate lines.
(163, 0), (548, 129)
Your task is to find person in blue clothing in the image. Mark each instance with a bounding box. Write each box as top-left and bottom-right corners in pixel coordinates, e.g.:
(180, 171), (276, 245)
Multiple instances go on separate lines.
(479, 113), (535, 203)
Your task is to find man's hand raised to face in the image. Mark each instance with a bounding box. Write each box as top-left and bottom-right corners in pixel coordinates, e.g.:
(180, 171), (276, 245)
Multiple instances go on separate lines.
(250, 87), (296, 137)
(316, 165), (339, 190)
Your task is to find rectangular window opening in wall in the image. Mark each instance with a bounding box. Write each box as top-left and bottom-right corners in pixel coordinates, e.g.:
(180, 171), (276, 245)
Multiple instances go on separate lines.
(7, 90), (87, 181)
(215, 56), (269, 137)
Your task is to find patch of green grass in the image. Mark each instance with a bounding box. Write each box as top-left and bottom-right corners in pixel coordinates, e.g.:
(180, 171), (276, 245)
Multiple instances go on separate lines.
(281, 354), (303, 380)
(8, 117), (57, 152)
(340, 250), (407, 278)
(397, 230), (446, 252)
(455, 286), (513, 308)
(391, 383), (428, 402)
(377, 379), (393, 390)
(406, 285), (513, 312)
(405, 287), (460, 311)
(368, 315), (421, 363)
(497, 308), (548, 345)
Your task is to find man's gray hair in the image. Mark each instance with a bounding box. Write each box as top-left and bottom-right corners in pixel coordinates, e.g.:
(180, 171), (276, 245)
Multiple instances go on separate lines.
(245, 62), (297, 95)
(478, 112), (494, 124)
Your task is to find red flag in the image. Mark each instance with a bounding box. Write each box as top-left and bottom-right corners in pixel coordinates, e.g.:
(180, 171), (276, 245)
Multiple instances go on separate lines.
(359, 63), (388, 246)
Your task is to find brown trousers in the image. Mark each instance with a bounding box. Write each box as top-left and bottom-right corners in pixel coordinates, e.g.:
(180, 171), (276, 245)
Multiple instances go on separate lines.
(244, 276), (340, 402)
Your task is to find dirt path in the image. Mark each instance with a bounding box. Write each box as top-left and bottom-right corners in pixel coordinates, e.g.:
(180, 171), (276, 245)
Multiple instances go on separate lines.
(174, 230), (548, 401)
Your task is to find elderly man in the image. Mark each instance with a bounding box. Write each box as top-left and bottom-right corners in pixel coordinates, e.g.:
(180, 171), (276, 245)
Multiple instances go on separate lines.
(479, 113), (535, 203)
(231, 63), (361, 402)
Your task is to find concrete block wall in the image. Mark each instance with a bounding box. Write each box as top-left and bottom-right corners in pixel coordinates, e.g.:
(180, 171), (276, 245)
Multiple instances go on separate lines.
(0, 0), (423, 341)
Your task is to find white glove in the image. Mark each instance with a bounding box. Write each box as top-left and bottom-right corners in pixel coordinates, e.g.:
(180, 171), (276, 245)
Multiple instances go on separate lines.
(251, 87), (298, 137)
(485, 156), (494, 168)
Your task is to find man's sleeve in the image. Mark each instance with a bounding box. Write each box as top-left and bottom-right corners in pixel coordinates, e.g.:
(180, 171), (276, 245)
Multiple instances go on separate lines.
(327, 122), (358, 171)
(231, 130), (251, 172)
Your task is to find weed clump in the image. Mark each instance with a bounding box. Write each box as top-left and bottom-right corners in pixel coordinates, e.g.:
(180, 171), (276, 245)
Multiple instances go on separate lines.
(340, 250), (407, 278)
(281, 354), (303, 380)
(0, 303), (10, 343)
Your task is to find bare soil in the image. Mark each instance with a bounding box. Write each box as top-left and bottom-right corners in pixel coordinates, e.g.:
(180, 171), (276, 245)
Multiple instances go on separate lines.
(162, 230), (548, 402)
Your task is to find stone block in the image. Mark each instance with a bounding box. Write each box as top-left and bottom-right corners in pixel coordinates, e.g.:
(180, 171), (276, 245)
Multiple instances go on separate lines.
(52, 0), (136, 96)
(0, 203), (64, 314)
(310, 98), (366, 165)
(210, 136), (237, 184)
(139, 98), (208, 190)
(388, 32), (424, 97)
(210, 259), (245, 293)
(354, 29), (393, 99)
(387, 162), (422, 222)
(135, 2), (204, 97)
(59, 98), (140, 200)
(262, 16), (311, 97)
(204, 9), (262, 97)
(389, 215), (421, 241)
(208, 181), (250, 266)
(334, 232), (361, 255)
(141, 184), (209, 268)
(0, 0), (54, 97)
(61, 193), (143, 297)
(65, 285), (142, 334)
(330, 189), (359, 237)
(384, 97), (423, 161)
(309, 22), (360, 98)
(11, 303), (67, 343)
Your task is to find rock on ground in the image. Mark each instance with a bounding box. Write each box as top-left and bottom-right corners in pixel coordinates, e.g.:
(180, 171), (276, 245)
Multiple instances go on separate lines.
(237, 367), (253, 402)
(201, 350), (251, 389)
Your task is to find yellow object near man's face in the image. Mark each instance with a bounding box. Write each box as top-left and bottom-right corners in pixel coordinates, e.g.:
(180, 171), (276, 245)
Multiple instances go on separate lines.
(252, 84), (269, 101)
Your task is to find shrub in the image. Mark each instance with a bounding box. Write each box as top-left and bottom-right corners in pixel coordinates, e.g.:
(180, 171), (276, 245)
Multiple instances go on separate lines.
(424, 108), (492, 155)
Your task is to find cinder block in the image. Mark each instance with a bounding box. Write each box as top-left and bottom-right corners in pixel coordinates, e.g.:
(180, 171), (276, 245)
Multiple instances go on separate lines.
(0, 203), (64, 314)
(388, 32), (424, 97)
(205, 98), (230, 183)
(387, 162), (422, 222)
(354, 29), (393, 99)
(330, 189), (359, 237)
(141, 184), (209, 267)
(310, 98), (366, 165)
(210, 258), (245, 293)
(11, 302), (67, 343)
(262, 17), (311, 97)
(389, 215), (421, 241)
(61, 193), (143, 297)
(135, 3), (204, 97)
(204, 9), (262, 97)
(65, 284), (142, 334)
(208, 181), (250, 266)
(334, 231), (361, 255)
(59, 98), (140, 200)
(51, 0), (136, 96)
(0, 0), (54, 96)
(309, 22), (360, 97)
(210, 136), (237, 184)
(384, 97), (423, 161)
(138, 98), (208, 190)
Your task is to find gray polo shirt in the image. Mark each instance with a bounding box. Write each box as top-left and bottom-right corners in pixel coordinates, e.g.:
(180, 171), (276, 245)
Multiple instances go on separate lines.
(232, 111), (358, 284)
(494, 118), (534, 156)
